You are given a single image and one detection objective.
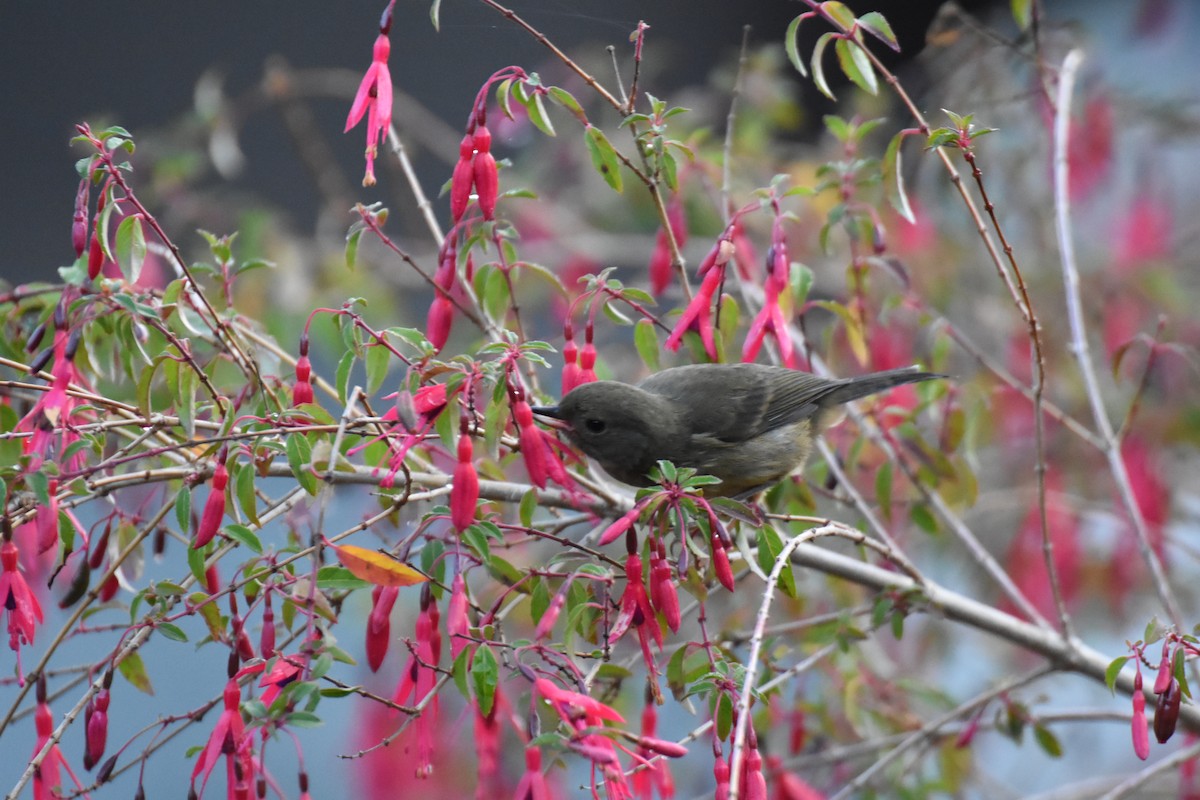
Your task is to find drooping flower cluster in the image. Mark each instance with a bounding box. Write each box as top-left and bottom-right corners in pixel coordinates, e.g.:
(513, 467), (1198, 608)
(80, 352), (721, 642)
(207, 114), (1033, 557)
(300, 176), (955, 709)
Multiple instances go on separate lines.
(344, 2), (396, 186)
(742, 213), (796, 366)
(392, 585), (441, 778)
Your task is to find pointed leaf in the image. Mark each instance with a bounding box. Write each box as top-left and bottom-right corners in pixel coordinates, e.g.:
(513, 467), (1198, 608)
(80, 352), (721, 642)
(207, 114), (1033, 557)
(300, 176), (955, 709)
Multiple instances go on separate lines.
(331, 544), (428, 588)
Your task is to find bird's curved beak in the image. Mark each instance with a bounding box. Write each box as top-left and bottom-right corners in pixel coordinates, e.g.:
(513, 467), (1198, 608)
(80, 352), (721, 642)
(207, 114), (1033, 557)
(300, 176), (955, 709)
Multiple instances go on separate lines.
(530, 405), (569, 430)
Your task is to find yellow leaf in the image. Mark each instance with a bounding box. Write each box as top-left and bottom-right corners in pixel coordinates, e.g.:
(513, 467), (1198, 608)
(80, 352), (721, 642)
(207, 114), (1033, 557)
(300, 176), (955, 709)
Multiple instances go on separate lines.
(332, 544), (428, 588)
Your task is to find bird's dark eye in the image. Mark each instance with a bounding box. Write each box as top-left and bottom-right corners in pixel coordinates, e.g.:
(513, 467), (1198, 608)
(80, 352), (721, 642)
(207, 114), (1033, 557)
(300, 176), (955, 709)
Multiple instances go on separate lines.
(585, 418), (607, 433)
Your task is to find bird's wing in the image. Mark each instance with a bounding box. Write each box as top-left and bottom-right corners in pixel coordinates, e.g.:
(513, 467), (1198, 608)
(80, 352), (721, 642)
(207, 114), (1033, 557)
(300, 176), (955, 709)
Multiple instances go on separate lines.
(637, 364), (837, 444)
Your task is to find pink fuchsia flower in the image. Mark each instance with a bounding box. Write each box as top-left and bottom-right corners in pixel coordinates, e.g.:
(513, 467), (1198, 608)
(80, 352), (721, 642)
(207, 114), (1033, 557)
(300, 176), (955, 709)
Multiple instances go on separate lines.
(393, 587), (441, 777)
(366, 585), (399, 672)
(512, 747), (552, 800)
(292, 350), (314, 407)
(664, 266), (722, 360)
(445, 572), (470, 660)
(450, 135), (475, 222)
(190, 678), (253, 798)
(742, 275), (793, 366)
(83, 687), (110, 771)
(257, 656), (304, 709)
(472, 126), (499, 220)
(345, 33), (394, 187)
(451, 433), (480, 533)
(1, 540), (44, 667)
(1131, 666), (1149, 760)
(648, 198), (688, 296)
(632, 701), (675, 799)
(32, 698), (71, 800)
(534, 677), (625, 727)
(194, 455), (229, 549)
(648, 543), (680, 633)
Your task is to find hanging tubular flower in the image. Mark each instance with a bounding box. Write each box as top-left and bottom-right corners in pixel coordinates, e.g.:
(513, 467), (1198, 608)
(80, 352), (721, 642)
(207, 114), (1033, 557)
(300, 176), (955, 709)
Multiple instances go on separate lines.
(292, 335), (314, 406)
(194, 452), (229, 549)
(344, 32), (394, 187)
(472, 125), (498, 220)
(1, 540), (44, 665)
(450, 134), (475, 222)
(190, 678), (253, 798)
(649, 197), (688, 295)
(83, 688), (110, 771)
(664, 266), (723, 360)
(366, 585), (399, 672)
(451, 430), (480, 532)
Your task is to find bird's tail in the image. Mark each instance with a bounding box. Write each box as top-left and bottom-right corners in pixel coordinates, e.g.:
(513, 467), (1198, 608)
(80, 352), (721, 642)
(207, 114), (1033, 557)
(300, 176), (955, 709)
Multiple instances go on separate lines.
(820, 367), (945, 407)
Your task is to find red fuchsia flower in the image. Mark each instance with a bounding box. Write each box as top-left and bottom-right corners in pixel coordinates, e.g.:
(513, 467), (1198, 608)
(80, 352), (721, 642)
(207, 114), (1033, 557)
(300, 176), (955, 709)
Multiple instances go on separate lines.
(472, 125), (498, 220)
(534, 677), (625, 727)
(649, 542), (680, 633)
(72, 176), (90, 259)
(664, 266), (722, 360)
(578, 339), (597, 386)
(260, 595), (276, 658)
(730, 220), (758, 281)
(345, 29), (394, 187)
(534, 676), (635, 797)
(451, 134), (475, 222)
(446, 572), (470, 660)
(741, 739), (768, 800)
(257, 656), (304, 708)
(32, 696), (72, 800)
(194, 453), (229, 549)
(513, 395), (552, 488)
(393, 587), (441, 777)
(35, 479), (60, 555)
(83, 687), (110, 770)
(561, 325), (582, 395)
(512, 746), (551, 800)
(475, 693), (504, 797)
(713, 752), (731, 800)
(742, 270), (794, 366)
(535, 577), (573, 641)
(610, 553), (660, 649)
(451, 431), (480, 532)
(20, 324), (88, 474)
(426, 294), (455, 353)
(289, 352), (312, 410)
(632, 701), (675, 800)
(648, 198), (688, 296)
(766, 755), (825, 800)
(1132, 666), (1150, 760)
(449, 123), (499, 222)
(598, 504), (645, 547)
(1155, 674), (1182, 744)
(191, 678), (253, 798)
(710, 531), (736, 592)
(1, 540), (43, 671)
(366, 585), (399, 672)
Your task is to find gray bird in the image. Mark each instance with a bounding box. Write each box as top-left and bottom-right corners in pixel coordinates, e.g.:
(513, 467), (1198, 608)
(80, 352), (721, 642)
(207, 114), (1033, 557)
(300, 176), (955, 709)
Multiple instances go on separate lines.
(533, 363), (944, 497)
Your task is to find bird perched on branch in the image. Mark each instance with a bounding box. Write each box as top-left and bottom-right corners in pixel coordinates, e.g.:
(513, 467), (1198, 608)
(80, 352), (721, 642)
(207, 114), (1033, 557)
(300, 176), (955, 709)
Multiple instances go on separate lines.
(533, 363), (945, 497)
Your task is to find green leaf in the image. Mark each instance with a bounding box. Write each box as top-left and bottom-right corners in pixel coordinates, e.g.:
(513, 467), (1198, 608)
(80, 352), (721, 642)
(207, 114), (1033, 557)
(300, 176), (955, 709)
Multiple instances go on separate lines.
(857, 11), (899, 50)
(286, 433), (319, 496)
(365, 343), (390, 396)
(785, 15), (808, 77)
(157, 622), (189, 643)
(335, 351), (355, 405)
(1033, 724), (1063, 758)
(883, 130), (916, 223)
(471, 643), (499, 716)
(224, 523), (263, 554)
(835, 38), (878, 95)
(345, 228), (361, 270)
(235, 462), (260, 527)
(117, 651), (155, 695)
(1104, 658), (1129, 694)
(756, 525), (796, 598)
(584, 126), (623, 192)
(821, 1), (858, 28)
(1011, 0), (1032, 30)
(315, 565), (371, 591)
(519, 488), (537, 529)
(810, 32), (837, 101)
(114, 214), (147, 284)
(548, 87), (587, 123)
(875, 461), (893, 522)
(634, 319), (661, 372)
(524, 91), (556, 137)
(430, 0), (442, 31)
